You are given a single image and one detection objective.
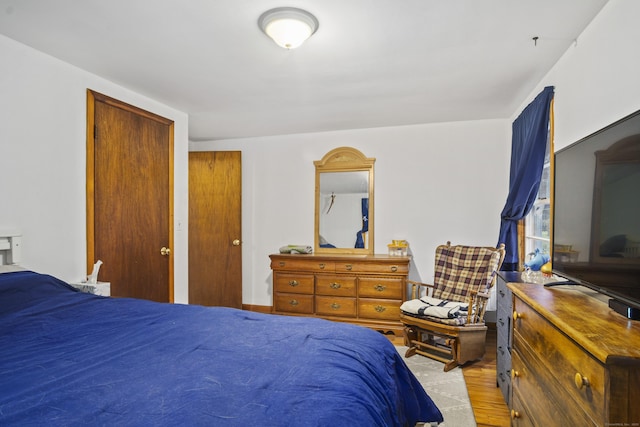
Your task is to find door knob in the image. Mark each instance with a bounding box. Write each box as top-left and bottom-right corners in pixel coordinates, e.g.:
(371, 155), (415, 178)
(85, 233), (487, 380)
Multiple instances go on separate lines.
(160, 247), (171, 256)
(232, 239), (241, 246)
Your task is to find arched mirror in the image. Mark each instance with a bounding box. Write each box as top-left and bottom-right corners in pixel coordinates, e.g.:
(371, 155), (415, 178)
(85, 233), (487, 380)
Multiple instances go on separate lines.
(314, 147), (375, 254)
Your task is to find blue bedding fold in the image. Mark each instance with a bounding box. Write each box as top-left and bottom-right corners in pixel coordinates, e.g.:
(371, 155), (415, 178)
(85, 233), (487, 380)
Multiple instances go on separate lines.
(0, 271), (442, 426)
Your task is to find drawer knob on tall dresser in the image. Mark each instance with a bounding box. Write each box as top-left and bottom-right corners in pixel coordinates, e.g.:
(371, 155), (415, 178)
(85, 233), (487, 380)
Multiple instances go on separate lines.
(345, 264), (353, 271)
(391, 266), (398, 272)
(330, 282), (341, 289)
(510, 410), (520, 420)
(288, 280), (299, 287)
(331, 303), (341, 310)
(289, 299), (299, 306)
(375, 305), (386, 313)
(374, 284), (386, 292)
(318, 263), (325, 269)
(574, 373), (590, 389)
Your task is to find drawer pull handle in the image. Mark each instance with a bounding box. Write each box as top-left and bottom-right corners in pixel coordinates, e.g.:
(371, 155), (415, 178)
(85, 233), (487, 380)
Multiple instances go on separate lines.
(374, 305), (386, 313)
(288, 280), (299, 287)
(330, 282), (341, 289)
(498, 345), (504, 356)
(374, 284), (386, 292)
(498, 318), (505, 326)
(318, 263), (325, 269)
(391, 266), (398, 272)
(289, 299), (299, 306)
(510, 410), (520, 420)
(345, 264), (353, 271)
(330, 303), (341, 310)
(513, 310), (524, 320)
(499, 289), (505, 297)
(574, 373), (590, 390)
(279, 261), (285, 267)
(511, 369), (520, 379)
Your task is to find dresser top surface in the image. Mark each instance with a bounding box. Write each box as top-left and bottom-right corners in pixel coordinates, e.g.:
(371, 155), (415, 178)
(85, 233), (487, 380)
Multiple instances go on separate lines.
(269, 253), (411, 262)
(509, 282), (640, 363)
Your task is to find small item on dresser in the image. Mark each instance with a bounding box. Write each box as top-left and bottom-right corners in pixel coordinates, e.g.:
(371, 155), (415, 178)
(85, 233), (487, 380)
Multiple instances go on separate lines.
(279, 245), (313, 254)
(388, 240), (408, 256)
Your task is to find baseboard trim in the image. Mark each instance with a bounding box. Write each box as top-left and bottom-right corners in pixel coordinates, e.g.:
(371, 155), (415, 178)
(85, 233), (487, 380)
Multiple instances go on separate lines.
(242, 304), (273, 314)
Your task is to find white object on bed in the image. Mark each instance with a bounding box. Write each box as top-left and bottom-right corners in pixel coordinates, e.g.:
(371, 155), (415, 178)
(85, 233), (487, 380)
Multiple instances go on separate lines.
(0, 228), (22, 266)
(68, 281), (111, 296)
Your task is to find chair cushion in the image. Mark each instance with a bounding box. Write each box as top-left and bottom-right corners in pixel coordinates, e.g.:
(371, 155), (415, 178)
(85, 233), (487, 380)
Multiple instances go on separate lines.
(432, 245), (502, 302)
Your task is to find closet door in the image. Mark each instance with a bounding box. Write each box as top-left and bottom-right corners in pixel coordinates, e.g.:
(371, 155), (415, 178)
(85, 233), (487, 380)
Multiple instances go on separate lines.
(87, 90), (174, 302)
(189, 151), (242, 308)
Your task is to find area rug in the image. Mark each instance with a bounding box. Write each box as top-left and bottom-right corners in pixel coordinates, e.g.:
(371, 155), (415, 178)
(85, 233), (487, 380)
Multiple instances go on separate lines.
(395, 346), (477, 427)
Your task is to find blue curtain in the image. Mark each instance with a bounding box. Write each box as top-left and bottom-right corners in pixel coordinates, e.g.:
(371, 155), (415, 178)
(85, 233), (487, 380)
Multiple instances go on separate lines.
(355, 198), (369, 248)
(498, 86), (554, 271)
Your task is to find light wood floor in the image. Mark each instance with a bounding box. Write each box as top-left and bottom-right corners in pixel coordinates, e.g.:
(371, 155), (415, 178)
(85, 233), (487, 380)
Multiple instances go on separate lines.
(461, 327), (510, 426)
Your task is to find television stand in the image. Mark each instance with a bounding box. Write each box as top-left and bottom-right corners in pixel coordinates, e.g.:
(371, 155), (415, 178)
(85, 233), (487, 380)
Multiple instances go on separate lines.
(609, 298), (640, 320)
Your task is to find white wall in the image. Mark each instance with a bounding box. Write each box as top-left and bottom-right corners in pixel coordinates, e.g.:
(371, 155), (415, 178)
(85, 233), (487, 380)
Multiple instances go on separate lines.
(191, 119), (510, 306)
(2, 0), (636, 309)
(0, 34), (190, 303)
(515, 0), (640, 151)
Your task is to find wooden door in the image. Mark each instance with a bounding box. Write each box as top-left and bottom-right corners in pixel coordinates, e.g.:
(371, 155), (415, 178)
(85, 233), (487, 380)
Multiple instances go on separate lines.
(189, 151), (242, 308)
(87, 90), (174, 302)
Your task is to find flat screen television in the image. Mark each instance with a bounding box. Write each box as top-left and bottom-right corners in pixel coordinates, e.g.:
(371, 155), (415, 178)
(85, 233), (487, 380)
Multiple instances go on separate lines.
(552, 109), (640, 319)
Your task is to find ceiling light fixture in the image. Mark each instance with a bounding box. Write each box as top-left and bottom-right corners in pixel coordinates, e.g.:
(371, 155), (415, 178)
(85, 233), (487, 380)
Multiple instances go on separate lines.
(258, 7), (319, 49)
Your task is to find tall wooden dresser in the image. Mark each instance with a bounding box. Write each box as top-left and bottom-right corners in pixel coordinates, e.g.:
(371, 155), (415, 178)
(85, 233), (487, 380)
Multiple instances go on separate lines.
(269, 254), (410, 336)
(508, 282), (640, 426)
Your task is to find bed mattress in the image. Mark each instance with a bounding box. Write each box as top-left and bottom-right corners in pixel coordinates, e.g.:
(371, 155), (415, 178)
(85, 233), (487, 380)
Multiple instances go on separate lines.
(0, 271), (442, 426)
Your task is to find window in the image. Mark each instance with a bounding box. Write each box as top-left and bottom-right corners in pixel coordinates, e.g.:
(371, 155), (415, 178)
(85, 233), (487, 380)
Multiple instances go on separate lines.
(521, 136), (552, 261)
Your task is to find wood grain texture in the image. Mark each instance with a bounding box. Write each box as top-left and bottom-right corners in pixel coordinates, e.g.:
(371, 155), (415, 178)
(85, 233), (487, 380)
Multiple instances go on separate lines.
(270, 254), (410, 335)
(509, 283), (640, 426)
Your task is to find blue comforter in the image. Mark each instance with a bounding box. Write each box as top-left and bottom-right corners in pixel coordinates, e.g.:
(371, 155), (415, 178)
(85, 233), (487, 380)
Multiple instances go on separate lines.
(0, 271), (442, 426)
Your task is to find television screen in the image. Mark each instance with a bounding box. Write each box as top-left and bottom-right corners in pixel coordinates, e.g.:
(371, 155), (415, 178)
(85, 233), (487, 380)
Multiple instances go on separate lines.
(553, 110), (640, 312)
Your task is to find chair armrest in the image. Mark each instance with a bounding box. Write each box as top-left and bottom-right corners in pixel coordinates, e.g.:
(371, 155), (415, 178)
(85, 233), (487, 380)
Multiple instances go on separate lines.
(406, 280), (436, 300)
(466, 290), (490, 325)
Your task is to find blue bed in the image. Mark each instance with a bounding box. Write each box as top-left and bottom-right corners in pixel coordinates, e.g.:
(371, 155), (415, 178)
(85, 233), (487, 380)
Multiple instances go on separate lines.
(0, 270), (443, 426)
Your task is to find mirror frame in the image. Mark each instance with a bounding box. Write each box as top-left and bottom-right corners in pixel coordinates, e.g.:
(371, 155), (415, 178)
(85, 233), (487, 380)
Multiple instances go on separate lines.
(314, 147), (375, 254)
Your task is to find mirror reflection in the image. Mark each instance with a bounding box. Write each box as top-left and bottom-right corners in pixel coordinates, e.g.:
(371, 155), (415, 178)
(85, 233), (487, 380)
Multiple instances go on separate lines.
(314, 147), (375, 254)
(318, 171), (370, 249)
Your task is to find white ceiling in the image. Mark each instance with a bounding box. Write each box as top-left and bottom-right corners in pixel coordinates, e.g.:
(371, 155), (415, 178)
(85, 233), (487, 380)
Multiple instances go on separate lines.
(0, 0), (609, 141)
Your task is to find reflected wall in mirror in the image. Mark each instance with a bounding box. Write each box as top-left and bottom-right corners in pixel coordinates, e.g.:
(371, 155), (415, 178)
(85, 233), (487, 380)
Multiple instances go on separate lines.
(314, 147), (375, 254)
(591, 134), (640, 263)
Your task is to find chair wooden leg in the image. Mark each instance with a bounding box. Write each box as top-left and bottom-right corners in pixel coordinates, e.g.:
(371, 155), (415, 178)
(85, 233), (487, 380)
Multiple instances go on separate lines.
(404, 326), (419, 358)
(444, 338), (459, 372)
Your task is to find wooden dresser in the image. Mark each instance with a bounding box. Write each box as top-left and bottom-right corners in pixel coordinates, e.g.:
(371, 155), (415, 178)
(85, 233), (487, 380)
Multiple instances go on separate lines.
(508, 282), (640, 426)
(269, 254), (410, 336)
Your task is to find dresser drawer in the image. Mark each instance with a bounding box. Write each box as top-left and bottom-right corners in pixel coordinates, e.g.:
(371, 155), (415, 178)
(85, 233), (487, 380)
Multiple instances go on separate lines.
(315, 276), (356, 297)
(358, 298), (401, 321)
(511, 346), (596, 427)
(274, 293), (314, 314)
(274, 273), (314, 294)
(315, 296), (357, 317)
(510, 388), (535, 427)
(271, 257), (335, 273)
(336, 261), (409, 275)
(358, 277), (404, 299)
(513, 297), (605, 423)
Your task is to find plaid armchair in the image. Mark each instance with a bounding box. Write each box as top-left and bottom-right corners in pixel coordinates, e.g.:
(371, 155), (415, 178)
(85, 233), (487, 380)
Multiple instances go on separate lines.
(400, 241), (505, 371)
